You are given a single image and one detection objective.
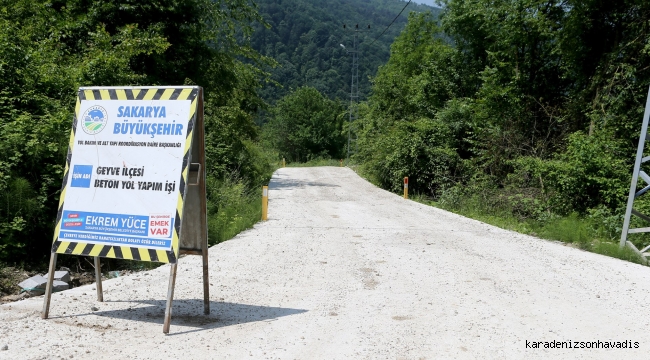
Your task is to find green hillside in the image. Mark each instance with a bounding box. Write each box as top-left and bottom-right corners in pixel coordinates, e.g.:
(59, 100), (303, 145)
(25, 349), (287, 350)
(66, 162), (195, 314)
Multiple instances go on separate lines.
(251, 0), (439, 102)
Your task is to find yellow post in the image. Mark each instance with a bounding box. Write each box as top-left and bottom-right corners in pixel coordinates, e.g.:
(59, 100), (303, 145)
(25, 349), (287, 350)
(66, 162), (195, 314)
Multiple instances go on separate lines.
(340, 159), (343, 167)
(404, 177), (408, 199)
(262, 186), (268, 220)
(282, 158), (285, 168)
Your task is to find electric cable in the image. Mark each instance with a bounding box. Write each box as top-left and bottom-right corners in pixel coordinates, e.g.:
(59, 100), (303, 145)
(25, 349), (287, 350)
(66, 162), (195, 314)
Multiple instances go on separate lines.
(367, 0), (412, 48)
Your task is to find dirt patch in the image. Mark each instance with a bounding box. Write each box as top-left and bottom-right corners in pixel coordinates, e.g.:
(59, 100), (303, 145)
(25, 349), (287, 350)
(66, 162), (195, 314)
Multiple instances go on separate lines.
(0, 266), (136, 304)
(363, 278), (379, 290)
(0, 267), (40, 301)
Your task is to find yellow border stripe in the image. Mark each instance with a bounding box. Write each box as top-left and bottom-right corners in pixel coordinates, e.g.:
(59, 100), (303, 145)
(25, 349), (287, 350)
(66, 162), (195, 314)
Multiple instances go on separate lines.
(88, 244), (103, 257)
(116, 89), (127, 100)
(176, 192), (184, 218)
(160, 88), (175, 100)
(188, 98), (197, 120)
(106, 247), (115, 259)
(121, 247), (133, 260)
(99, 89), (110, 100)
(156, 250), (169, 263)
(67, 128), (76, 154)
(178, 88), (193, 101)
(56, 241), (70, 253)
(172, 230), (179, 255)
(52, 220), (62, 242)
(71, 242), (86, 255)
(138, 248), (151, 262)
(143, 88), (157, 100)
(74, 97), (81, 117)
(183, 131), (194, 154)
(59, 187), (67, 207)
(68, 97), (81, 153)
(84, 90), (95, 100)
(132, 89), (141, 99)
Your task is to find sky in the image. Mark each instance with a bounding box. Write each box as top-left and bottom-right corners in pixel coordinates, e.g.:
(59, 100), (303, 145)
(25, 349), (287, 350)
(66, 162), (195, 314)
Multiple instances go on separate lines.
(411, 0), (438, 7)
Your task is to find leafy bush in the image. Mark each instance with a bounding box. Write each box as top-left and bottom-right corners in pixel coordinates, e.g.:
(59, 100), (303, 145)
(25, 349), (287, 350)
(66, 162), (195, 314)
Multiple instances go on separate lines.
(358, 117), (465, 196)
(510, 132), (630, 214)
(263, 86), (345, 162)
(0, 0), (273, 263)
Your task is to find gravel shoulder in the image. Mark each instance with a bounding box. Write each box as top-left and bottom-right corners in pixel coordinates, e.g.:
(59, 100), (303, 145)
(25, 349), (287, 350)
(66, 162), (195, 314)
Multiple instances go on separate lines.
(1, 167), (649, 359)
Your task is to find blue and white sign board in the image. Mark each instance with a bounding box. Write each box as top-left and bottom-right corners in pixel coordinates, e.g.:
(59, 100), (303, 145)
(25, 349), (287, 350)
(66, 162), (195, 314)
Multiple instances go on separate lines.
(43, 86), (209, 335)
(51, 87), (203, 263)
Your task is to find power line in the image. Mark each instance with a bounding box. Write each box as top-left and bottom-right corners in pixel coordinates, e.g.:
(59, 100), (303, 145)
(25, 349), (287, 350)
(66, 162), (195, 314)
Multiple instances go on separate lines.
(367, 0), (412, 48)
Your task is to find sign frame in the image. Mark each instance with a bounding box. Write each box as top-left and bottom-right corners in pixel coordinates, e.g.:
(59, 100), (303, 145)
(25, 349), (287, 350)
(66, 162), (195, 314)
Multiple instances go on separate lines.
(41, 86), (209, 334)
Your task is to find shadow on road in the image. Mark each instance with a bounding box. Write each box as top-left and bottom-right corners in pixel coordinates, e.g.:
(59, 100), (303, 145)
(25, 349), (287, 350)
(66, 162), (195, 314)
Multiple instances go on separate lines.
(50, 299), (307, 335)
(269, 174), (339, 190)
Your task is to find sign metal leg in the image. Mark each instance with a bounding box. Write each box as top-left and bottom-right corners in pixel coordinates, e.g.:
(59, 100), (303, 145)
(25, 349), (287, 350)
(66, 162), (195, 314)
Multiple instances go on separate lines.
(94, 256), (103, 302)
(163, 262), (178, 334)
(41, 253), (58, 319)
(202, 249), (209, 315)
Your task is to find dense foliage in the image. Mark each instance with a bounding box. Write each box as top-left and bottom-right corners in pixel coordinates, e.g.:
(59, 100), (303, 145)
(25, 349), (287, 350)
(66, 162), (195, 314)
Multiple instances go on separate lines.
(356, 1), (650, 246)
(264, 87), (345, 162)
(5, 0), (650, 264)
(0, 0), (275, 262)
(250, 0), (438, 103)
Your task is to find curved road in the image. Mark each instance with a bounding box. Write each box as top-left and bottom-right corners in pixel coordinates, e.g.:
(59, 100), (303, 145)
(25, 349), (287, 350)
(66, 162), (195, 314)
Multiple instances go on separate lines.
(1, 167), (649, 359)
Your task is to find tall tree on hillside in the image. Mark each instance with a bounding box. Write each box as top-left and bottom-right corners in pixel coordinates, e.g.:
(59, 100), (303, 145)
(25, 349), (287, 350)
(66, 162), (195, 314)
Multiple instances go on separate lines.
(0, 0), (272, 261)
(264, 87), (345, 162)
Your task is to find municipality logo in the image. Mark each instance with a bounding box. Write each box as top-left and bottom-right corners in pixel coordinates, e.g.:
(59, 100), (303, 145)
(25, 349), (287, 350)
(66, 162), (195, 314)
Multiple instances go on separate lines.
(81, 105), (108, 135)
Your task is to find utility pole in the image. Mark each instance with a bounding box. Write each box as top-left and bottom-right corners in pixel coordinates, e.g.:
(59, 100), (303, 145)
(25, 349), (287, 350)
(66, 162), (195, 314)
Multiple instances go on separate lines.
(341, 24), (369, 164)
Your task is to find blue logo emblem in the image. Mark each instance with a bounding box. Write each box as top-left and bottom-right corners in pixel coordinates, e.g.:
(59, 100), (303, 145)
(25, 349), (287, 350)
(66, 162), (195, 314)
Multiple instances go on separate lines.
(81, 105), (108, 135)
(71, 165), (93, 188)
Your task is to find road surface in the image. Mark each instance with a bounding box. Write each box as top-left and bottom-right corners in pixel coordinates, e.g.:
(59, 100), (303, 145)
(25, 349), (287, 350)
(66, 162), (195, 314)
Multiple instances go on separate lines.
(2, 167), (649, 359)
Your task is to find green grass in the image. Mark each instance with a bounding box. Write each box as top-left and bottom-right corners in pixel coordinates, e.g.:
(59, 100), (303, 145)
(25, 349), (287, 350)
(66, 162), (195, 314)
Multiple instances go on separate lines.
(409, 193), (647, 265)
(285, 158), (345, 167)
(207, 178), (264, 246)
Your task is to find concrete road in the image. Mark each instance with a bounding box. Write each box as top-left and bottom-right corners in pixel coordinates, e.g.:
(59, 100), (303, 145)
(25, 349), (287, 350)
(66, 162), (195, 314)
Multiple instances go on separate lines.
(1, 167), (649, 359)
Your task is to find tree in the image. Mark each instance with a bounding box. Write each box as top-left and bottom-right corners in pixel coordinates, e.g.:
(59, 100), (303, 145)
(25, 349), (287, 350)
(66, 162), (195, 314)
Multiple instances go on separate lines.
(264, 87), (345, 162)
(357, 0), (650, 222)
(0, 0), (272, 262)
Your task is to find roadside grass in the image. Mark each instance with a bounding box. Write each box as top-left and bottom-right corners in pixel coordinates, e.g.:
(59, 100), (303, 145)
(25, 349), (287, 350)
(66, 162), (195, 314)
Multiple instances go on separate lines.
(1, 172), (275, 299)
(286, 158), (344, 167)
(348, 165), (645, 265)
(108, 176), (272, 270)
(206, 176), (265, 246)
(409, 193), (647, 265)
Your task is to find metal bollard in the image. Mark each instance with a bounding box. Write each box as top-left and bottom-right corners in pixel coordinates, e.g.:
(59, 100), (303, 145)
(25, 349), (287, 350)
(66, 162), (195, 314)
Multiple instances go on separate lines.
(404, 177), (408, 199)
(262, 185), (268, 220)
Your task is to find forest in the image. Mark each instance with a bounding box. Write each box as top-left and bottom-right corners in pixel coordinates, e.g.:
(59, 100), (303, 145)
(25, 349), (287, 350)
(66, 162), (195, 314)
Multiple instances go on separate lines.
(261, 0), (650, 259)
(2, 0), (650, 273)
(354, 0), (650, 258)
(0, 0), (278, 267)
(250, 0), (436, 102)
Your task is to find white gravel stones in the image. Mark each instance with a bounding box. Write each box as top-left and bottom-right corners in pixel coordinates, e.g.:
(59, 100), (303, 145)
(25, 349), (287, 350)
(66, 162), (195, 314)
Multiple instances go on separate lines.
(0, 167), (649, 359)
